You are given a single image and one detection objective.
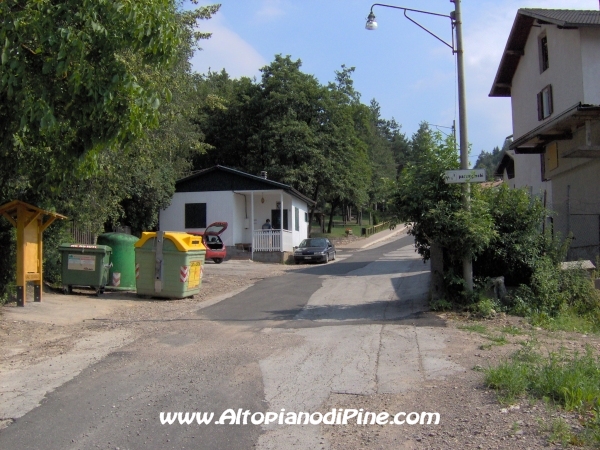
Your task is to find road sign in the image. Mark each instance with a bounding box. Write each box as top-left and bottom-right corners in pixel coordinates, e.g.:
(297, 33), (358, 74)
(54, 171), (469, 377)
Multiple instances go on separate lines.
(444, 169), (486, 184)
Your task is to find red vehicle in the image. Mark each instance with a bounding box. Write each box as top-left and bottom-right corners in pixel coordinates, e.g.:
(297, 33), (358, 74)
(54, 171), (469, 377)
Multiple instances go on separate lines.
(188, 222), (228, 264)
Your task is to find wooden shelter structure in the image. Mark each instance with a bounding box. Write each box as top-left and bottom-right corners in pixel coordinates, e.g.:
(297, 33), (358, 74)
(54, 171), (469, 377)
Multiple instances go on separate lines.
(0, 201), (67, 306)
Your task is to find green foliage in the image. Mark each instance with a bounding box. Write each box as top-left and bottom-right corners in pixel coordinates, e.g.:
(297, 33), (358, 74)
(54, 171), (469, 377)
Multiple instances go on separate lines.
(0, 221), (16, 304)
(0, 1), (217, 195)
(511, 256), (600, 322)
(474, 145), (504, 181)
(469, 297), (499, 318)
(485, 358), (532, 403)
(42, 221), (73, 286)
(475, 184), (548, 286)
(393, 124), (495, 265)
(429, 298), (453, 311)
(2, 0), (191, 178)
(458, 323), (488, 334)
(195, 58), (372, 214)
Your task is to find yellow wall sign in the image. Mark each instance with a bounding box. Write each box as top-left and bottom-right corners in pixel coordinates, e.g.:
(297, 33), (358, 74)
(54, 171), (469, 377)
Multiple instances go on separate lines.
(188, 260), (202, 288)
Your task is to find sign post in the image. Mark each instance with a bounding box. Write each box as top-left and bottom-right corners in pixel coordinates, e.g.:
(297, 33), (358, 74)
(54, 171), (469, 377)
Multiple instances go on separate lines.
(444, 169), (486, 184)
(0, 201), (67, 306)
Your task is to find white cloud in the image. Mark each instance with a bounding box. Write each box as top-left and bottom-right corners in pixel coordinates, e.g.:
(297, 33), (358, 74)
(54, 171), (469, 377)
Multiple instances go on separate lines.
(190, 15), (267, 79)
(255, 0), (287, 21)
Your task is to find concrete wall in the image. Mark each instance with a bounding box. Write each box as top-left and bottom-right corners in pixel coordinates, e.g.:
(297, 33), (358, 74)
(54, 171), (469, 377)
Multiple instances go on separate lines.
(159, 191), (238, 246)
(511, 26), (583, 139)
(581, 28), (600, 105)
(290, 196), (310, 247)
(252, 251), (293, 264)
(501, 151), (553, 211)
(550, 158), (600, 261)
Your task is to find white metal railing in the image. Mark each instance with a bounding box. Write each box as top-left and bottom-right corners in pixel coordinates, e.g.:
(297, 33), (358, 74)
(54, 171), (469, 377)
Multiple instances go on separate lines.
(253, 230), (293, 252)
(282, 229), (293, 251)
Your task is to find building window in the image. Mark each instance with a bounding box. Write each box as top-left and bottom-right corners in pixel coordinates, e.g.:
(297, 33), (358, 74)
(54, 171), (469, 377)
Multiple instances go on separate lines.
(295, 207), (300, 231)
(185, 203), (206, 228)
(305, 212), (309, 222)
(547, 142), (558, 171)
(537, 85), (553, 120)
(539, 34), (549, 73)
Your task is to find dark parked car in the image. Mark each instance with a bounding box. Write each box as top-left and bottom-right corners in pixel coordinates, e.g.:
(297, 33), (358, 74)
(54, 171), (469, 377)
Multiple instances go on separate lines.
(188, 222), (227, 264)
(293, 238), (336, 264)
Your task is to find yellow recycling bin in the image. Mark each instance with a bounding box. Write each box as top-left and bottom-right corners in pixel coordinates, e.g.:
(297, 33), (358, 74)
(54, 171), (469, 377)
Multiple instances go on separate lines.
(134, 231), (206, 298)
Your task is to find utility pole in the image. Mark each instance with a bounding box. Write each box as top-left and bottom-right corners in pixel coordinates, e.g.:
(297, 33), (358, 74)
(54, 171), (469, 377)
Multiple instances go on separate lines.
(452, 0), (473, 292)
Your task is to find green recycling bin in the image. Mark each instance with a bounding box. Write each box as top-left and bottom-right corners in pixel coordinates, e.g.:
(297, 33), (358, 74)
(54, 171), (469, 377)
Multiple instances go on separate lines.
(97, 232), (139, 290)
(134, 231), (206, 299)
(59, 244), (112, 295)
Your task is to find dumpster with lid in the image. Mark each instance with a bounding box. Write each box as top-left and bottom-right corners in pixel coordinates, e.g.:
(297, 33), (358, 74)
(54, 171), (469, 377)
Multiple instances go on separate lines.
(134, 231), (206, 299)
(59, 244), (112, 295)
(97, 232), (139, 290)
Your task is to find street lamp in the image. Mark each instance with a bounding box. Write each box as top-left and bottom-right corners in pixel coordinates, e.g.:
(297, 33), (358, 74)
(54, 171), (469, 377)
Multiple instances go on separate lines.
(366, 1), (473, 292)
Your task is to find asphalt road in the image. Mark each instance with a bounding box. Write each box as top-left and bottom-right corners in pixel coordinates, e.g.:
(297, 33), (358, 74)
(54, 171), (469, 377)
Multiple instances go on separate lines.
(0, 233), (453, 450)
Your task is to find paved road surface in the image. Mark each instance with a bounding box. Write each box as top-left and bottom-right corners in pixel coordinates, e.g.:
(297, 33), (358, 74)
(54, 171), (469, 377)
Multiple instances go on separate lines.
(0, 233), (460, 449)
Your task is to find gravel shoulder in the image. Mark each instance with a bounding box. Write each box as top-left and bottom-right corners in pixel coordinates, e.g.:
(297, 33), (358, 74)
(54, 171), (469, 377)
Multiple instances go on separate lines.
(323, 313), (600, 450)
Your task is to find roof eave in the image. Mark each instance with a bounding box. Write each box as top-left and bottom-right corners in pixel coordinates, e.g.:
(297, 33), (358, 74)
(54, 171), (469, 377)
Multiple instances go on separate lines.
(490, 12), (535, 98)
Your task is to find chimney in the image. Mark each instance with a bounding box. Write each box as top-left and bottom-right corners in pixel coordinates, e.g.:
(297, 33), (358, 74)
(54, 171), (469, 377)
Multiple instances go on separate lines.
(260, 171), (267, 179)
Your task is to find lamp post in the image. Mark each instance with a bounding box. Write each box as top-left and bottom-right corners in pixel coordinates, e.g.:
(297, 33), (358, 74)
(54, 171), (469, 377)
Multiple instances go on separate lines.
(366, 0), (473, 292)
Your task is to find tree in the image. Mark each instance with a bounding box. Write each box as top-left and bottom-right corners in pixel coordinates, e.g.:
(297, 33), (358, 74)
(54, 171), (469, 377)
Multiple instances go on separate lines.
(392, 127), (495, 270)
(0, 0), (219, 196)
(474, 146), (503, 181)
(194, 58), (371, 229)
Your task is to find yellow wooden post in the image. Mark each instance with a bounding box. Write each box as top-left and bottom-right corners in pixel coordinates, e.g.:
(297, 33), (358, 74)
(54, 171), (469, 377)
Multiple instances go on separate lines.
(0, 201), (67, 307)
(15, 203), (26, 307)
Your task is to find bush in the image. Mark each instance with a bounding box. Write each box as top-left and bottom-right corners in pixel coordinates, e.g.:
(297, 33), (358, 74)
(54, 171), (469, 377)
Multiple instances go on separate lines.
(475, 184), (547, 286)
(509, 256), (600, 319)
(0, 221), (16, 304)
(42, 221), (73, 287)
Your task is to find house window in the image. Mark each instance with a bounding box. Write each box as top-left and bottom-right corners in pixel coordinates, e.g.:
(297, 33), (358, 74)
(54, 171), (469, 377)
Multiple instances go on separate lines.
(185, 203), (206, 228)
(305, 212), (309, 222)
(547, 142), (558, 171)
(271, 209), (289, 230)
(295, 207), (300, 231)
(539, 34), (549, 73)
(537, 85), (553, 120)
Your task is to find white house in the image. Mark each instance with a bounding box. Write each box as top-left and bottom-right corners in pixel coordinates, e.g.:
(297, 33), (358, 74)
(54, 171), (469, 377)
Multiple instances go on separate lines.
(490, 8), (600, 260)
(159, 166), (315, 263)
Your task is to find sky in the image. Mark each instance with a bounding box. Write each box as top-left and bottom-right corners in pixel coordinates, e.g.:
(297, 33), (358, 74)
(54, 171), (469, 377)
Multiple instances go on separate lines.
(189, 0), (600, 164)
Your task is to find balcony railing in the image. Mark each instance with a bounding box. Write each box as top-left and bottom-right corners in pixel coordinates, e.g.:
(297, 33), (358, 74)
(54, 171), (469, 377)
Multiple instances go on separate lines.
(253, 229), (293, 252)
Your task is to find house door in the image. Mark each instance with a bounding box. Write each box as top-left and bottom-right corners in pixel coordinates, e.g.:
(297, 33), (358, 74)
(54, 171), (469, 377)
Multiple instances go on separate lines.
(271, 209), (288, 230)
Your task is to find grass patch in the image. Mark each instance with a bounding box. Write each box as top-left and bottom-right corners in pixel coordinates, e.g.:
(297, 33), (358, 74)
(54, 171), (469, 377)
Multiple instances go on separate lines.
(484, 334), (508, 345)
(501, 325), (524, 335)
(530, 308), (600, 334)
(311, 223), (365, 238)
(485, 346), (600, 445)
(458, 324), (488, 334)
(540, 417), (581, 446)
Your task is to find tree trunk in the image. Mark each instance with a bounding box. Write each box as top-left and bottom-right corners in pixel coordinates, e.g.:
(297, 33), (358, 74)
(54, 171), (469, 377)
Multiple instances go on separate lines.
(328, 198), (339, 234)
(308, 184), (320, 237)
